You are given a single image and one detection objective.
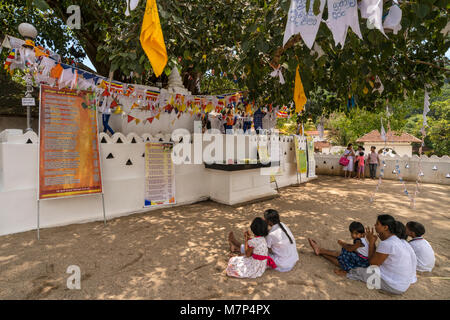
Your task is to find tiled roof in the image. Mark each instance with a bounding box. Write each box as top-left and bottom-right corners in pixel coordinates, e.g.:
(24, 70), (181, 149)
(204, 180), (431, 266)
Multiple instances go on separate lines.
(356, 130), (422, 143)
(314, 141), (331, 150)
(305, 130), (319, 136)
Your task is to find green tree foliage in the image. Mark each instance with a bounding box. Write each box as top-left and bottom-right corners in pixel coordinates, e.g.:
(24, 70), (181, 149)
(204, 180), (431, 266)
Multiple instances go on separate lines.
(0, 0), (449, 115)
(404, 84), (450, 156)
(327, 83), (450, 156)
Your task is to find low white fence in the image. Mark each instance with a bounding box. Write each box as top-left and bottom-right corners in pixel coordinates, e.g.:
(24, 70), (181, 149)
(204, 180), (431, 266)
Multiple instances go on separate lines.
(314, 153), (450, 185)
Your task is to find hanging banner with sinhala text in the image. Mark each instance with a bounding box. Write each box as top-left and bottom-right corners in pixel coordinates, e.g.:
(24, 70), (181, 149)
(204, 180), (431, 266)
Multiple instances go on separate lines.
(306, 136), (316, 178)
(39, 85), (102, 199)
(294, 135), (308, 176)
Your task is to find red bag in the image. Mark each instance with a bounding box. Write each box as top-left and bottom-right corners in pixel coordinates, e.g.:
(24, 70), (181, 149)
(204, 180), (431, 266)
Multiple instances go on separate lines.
(339, 156), (350, 166)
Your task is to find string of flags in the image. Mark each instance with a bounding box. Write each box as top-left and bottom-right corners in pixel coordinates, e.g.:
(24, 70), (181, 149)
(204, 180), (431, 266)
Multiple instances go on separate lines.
(370, 89), (432, 209)
(2, 36), (290, 127)
(283, 0), (403, 50)
(409, 87), (431, 208)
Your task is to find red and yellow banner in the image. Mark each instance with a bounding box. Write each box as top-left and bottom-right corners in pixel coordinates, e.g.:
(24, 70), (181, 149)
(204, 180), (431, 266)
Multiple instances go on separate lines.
(39, 85), (102, 199)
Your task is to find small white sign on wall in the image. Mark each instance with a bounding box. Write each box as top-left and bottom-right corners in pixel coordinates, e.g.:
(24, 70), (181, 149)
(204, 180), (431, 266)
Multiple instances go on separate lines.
(22, 97), (35, 106)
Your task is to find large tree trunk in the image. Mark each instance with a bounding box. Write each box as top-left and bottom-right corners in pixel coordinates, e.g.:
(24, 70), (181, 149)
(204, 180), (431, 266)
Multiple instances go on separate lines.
(45, 0), (111, 76)
(182, 69), (201, 95)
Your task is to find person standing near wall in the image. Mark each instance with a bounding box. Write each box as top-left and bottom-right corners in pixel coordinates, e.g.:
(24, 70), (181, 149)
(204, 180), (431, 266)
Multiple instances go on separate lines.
(100, 95), (115, 136)
(368, 146), (380, 179)
(243, 112), (252, 133)
(343, 144), (355, 178)
(253, 107), (265, 134)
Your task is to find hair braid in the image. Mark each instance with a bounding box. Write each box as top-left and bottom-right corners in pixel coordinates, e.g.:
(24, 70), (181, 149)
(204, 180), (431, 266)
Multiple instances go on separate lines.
(279, 222), (293, 244)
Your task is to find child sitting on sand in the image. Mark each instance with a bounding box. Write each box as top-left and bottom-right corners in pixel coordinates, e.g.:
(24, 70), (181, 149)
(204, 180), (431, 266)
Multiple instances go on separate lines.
(308, 221), (370, 275)
(406, 221), (435, 272)
(226, 217), (277, 278)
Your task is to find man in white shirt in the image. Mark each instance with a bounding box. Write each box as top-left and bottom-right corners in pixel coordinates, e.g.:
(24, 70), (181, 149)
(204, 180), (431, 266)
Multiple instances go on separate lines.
(406, 221), (435, 272)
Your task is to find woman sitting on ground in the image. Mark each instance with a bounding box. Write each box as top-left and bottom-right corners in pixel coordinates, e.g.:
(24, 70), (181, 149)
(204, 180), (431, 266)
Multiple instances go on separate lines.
(308, 215), (415, 295)
(394, 221), (418, 286)
(346, 214), (416, 295)
(229, 209), (299, 272)
(263, 209), (298, 272)
(226, 217), (276, 278)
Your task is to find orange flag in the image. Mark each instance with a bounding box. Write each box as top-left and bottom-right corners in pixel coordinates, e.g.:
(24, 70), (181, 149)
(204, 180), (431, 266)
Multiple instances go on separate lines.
(140, 0), (167, 77)
(294, 65), (307, 113)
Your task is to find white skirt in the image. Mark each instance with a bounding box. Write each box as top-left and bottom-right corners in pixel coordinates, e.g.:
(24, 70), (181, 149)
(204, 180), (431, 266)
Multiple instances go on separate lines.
(343, 157), (354, 171)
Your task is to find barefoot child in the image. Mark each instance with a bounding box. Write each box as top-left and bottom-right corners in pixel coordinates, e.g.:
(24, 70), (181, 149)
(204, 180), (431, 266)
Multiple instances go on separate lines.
(308, 221), (369, 275)
(356, 151), (365, 179)
(226, 218), (277, 278)
(395, 221), (418, 285)
(406, 221), (435, 272)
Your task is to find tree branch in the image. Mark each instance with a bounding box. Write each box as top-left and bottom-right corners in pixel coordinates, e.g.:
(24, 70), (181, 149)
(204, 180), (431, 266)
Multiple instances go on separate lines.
(270, 34), (302, 67)
(404, 56), (450, 73)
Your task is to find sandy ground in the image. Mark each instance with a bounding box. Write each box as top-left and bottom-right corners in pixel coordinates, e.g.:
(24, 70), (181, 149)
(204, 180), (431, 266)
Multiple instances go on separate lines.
(0, 176), (449, 300)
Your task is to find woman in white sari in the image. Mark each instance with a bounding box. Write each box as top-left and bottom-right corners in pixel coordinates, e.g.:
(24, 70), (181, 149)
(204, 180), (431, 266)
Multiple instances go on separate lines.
(343, 143), (355, 178)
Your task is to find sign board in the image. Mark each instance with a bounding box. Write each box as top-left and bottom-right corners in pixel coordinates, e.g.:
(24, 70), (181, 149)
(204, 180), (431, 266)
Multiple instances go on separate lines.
(38, 85), (102, 199)
(144, 142), (175, 207)
(294, 136), (308, 175)
(22, 97), (36, 106)
(306, 136), (316, 178)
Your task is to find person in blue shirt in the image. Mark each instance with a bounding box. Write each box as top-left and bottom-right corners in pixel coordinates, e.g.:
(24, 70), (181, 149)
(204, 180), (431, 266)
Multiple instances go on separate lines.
(253, 107), (265, 134)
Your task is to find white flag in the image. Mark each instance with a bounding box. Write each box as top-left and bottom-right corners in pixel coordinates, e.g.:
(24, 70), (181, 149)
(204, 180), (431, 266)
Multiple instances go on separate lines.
(125, 0), (140, 16)
(383, 4), (402, 35)
(311, 43), (325, 59)
(270, 66), (285, 84)
(380, 118), (386, 142)
(317, 117), (324, 140)
(326, 0), (362, 47)
(359, 0), (387, 37)
(372, 75), (384, 94)
(423, 89), (430, 127)
(283, 0), (326, 49)
(441, 21), (450, 36)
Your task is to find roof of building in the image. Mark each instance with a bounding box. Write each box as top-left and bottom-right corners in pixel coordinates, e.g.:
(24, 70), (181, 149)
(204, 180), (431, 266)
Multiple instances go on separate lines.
(314, 141), (331, 150)
(305, 130), (320, 136)
(356, 130), (422, 143)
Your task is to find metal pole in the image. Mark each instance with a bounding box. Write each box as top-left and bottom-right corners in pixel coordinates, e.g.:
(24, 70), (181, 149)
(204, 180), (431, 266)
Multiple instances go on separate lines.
(102, 193), (107, 226)
(26, 105), (31, 132)
(37, 200), (40, 240)
(24, 70), (34, 132)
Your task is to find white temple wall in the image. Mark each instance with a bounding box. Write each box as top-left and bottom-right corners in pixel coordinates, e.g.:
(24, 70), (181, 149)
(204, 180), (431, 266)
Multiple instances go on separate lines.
(0, 131), (311, 236)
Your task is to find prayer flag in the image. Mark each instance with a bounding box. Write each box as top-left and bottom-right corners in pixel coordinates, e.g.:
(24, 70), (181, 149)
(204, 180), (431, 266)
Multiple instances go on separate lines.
(140, 0), (167, 77)
(283, 0), (326, 49)
(294, 65), (307, 113)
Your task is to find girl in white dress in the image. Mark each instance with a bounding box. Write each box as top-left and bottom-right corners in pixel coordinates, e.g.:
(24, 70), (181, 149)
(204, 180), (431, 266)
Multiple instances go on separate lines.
(226, 218), (276, 278)
(343, 143), (355, 178)
(264, 209), (299, 272)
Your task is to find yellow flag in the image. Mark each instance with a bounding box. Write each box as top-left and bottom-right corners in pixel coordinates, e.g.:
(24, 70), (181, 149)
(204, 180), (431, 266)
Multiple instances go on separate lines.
(140, 0), (167, 77)
(246, 103), (252, 114)
(294, 65), (307, 114)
